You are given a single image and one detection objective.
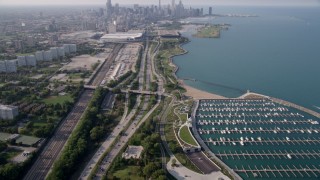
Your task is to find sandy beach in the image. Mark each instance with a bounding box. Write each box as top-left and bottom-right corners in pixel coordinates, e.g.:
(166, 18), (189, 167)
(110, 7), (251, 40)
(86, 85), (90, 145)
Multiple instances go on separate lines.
(182, 83), (226, 100)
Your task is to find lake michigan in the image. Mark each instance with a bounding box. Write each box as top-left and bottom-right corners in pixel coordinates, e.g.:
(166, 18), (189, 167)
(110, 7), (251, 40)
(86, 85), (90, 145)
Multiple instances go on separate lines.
(173, 6), (320, 112)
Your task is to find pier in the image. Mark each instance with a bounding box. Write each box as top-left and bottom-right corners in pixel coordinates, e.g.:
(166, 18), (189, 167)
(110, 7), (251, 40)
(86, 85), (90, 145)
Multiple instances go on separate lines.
(194, 98), (320, 179)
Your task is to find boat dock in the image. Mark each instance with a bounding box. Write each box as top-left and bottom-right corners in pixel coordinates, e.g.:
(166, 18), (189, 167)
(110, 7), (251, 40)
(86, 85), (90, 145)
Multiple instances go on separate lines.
(195, 98), (320, 179)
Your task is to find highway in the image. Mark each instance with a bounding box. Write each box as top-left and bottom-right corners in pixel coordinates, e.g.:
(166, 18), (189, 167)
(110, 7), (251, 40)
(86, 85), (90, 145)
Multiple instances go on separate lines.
(79, 93), (142, 179)
(23, 90), (94, 180)
(84, 34), (160, 179)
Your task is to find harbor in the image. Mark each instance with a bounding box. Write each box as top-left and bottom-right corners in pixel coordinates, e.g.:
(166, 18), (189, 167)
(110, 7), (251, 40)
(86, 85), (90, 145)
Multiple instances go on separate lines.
(194, 98), (320, 179)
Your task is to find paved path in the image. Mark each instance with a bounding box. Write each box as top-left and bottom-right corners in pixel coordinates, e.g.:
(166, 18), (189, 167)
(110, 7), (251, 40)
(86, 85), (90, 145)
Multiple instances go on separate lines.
(167, 157), (230, 180)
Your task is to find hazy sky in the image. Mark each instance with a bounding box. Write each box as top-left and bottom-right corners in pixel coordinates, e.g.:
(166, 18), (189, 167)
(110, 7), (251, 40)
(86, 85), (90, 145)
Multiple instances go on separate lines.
(0, 0), (319, 6)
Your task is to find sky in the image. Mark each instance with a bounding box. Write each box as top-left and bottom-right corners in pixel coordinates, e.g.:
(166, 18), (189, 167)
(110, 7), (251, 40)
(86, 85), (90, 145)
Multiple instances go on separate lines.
(0, 0), (319, 6)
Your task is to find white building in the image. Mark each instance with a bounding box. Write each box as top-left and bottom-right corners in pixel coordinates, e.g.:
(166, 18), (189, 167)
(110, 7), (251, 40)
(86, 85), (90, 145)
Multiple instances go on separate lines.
(26, 55), (37, 66)
(44, 51), (53, 61)
(100, 32), (144, 42)
(0, 104), (19, 120)
(5, 60), (17, 72)
(50, 47), (59, 59)
(0, 61), (6, 73)
(35, 51), (44, 61)
(58, 47), (65, 57)
(17, 56), (27, 67)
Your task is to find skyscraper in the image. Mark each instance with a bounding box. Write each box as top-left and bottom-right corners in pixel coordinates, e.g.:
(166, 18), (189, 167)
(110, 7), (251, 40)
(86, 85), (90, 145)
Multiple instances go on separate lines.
(106, 0), (112, 19)
(171, 0), (175, 10)
(209, 7), (213, 15)
(159, 0), (161, 10)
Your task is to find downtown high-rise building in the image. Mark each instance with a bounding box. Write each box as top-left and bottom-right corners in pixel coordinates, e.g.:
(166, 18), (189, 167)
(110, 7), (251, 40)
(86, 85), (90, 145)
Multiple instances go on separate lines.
(106, 0), (112, 19)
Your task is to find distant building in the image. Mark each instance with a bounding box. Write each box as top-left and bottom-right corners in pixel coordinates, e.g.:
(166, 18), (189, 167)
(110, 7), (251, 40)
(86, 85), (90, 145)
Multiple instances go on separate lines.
(17, 56), (27, 67)
(26, 36), (35, 47)
(35, 51), (44, 61)
(5, 60), (18, 72)
(50, 47), (59, 59)
(0, 61), (7, 73)
(63, 44), (77, 54)
(209, 7), (212, 15)
(44, 51), (53, 61)
(0, 60), (17, 73)
(0, 104), (19, 120)
(100, 32), (144, 42)
(108, 22), (117, 33)
(26, 55), (37, 66)
(58, 47), (65, 57)
(14, 40), (23, 51)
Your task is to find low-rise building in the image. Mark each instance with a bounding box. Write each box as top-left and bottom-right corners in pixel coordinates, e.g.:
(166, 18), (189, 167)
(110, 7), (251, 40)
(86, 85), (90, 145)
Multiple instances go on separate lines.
(0, 104), (19, 120)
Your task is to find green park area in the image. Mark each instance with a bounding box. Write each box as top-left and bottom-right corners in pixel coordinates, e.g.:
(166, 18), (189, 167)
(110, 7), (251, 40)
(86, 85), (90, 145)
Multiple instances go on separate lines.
(113, 166), (144, 180)
(193, 25), (221, 38)
(179, 125), (198, 146)
(42, 94), (73, 105)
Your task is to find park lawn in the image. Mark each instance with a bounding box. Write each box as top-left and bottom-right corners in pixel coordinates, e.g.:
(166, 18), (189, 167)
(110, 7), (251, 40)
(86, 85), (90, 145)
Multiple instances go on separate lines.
(179, 113), (188, 123)
(113, 166), (144, 180)
(42, 94), (73, 105)
(179, 125), (198, 146)
(194, 26), (220, 38)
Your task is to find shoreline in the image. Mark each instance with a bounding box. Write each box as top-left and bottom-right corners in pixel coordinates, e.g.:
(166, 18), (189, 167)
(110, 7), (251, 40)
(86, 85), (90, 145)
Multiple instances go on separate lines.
(170, 24), (227, 100)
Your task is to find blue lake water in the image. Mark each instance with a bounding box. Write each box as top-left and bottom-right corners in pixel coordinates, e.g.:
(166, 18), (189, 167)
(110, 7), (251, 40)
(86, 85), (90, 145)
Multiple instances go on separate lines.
(173, 6), (320, 112)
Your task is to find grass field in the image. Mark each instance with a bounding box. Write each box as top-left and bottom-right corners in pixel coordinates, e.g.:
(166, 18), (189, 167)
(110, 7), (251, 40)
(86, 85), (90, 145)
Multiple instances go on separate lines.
(42, 94), (73, 105)
(113, 166), (144, 180)
(179, 125), (198, 146)
(193, 26), (220, 38)
(164, 104), (202, 174)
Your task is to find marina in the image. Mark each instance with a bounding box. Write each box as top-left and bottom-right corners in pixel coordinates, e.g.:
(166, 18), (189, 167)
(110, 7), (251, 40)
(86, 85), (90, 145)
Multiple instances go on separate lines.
(195, 99), (320, 179)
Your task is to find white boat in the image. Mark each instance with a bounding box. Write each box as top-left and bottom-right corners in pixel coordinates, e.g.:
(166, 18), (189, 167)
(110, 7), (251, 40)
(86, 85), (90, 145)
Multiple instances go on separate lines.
(273, 130), (277, 134)
(257, 137), (262, 141)
(213, 141), (217, 146)
(307, 130), (312, 134)
(286, 137), (290, 141)
(240, 141), (245, 146)
(287, 154), (292, 159)
(232, 142), (236, 146)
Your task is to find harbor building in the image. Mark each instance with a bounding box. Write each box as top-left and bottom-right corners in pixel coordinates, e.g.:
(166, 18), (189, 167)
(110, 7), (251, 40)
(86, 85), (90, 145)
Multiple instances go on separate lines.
(0, 104), (19, 120)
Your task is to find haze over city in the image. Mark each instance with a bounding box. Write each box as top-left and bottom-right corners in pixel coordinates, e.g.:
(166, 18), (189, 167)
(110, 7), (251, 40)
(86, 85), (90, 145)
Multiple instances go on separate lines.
(0, 0), (320, 180)
(1, 0), (319, 6)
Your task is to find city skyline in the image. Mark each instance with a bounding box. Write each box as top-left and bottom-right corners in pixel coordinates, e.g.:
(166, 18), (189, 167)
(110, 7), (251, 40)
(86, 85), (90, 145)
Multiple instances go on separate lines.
(1, 0), (319, 6)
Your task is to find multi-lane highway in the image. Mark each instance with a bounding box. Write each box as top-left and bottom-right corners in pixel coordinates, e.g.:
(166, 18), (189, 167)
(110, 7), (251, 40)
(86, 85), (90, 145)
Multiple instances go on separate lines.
(24, 90), (94, 180)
